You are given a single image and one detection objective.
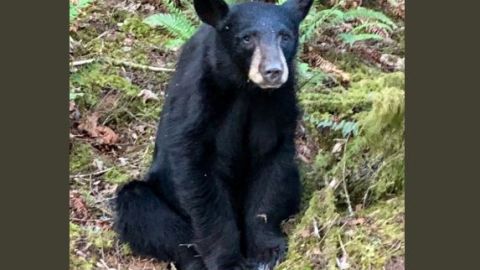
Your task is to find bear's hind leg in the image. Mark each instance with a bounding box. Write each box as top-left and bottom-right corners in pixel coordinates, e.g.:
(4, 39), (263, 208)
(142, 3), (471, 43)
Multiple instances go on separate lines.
(114, 180), (205, 270)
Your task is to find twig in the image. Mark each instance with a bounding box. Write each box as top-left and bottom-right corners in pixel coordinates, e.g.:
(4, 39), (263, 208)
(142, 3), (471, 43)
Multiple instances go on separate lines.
(99, 258), (115, 270)
(70, 57), (175, 72)
(106, 58), (175, 72)
(71, 58), (96, 66)
(313, 218), (320, 238)
(336, 234), (350, 270)
(70, 168), (113, 179)
(341, 136), (354, 216)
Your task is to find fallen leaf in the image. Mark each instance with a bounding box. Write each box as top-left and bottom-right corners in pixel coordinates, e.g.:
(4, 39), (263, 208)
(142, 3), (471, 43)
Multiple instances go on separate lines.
(350, 217), (366, 225)
(93, 158), (104, 171)
(299, 228), (311, 238)
(78, 112), (100, 137)
(78, 112), (119, 145)
(69, 101), (76, 112)
(332, 142), (344, 154)
(70, 192), (89, 221)
(134, 124), (147, 134)
(96, 126), (119, 145)
(137, 89), (159, 103)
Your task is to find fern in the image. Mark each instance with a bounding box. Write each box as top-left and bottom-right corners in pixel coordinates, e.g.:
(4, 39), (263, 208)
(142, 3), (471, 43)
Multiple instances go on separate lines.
(350, 21), (394, 34)
(297, 60), (330, 90)
(344, 7), (397, 28)
(143, 0), (199, 49)
(317, 119), (359, 138)
(144, 13), (196, 40)
(301, 6), (345, 43)
(339, 33), (384, 46)
(300, 5), (396, 46)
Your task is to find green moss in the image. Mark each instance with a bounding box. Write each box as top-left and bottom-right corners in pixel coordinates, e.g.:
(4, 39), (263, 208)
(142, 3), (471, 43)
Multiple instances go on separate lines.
(72, 8), (170, 65)
(70, 222), (96, 269)
(278, 187), (340, 270)
(70, 143), (95, 174)
(121, 17), (159, 40)
(70, 255), (96, 270)
(120, 243), (133, 256)
(87, 227), (116, 250)
(103, 167), (130, 185)
(283, 67), (404, 269)
(299, 70), (405, 206)
(80, 189), (97, 208)
(71, 64), (139, 105)
(342, 196), (404, 269)
(70, 222), (117, 269)
(279, 191), (404, 270)
(70, 222), (82, 252)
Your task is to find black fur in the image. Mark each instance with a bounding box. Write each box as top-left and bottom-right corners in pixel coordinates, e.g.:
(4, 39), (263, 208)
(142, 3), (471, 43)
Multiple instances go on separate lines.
(114, 1), (313, 269)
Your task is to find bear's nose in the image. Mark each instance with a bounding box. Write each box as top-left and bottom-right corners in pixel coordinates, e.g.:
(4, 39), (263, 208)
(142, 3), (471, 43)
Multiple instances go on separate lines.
(262, 67), (283, 83)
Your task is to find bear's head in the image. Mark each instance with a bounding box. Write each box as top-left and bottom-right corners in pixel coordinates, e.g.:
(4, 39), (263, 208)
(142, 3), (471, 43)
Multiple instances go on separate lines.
(194, 0), (313, 89)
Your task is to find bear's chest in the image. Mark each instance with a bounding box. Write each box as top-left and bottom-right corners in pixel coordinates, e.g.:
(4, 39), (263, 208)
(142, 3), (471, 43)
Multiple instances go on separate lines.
(213, 92), (282, 167)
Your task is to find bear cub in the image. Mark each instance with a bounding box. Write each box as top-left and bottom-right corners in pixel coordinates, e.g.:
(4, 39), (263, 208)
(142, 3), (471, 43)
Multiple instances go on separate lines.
(114, 0), (313, 269)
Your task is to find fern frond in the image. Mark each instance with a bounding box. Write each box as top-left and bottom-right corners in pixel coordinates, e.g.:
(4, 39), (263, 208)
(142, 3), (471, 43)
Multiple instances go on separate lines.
(144, 13), (196, 40)
(301, 7), (346, 43)
(163, 0), (183, 17)
(344, 7), (396, 28)
(164, 38), (185, 50)
(339, 33), (384, 45)
(351, 22), (393, 34)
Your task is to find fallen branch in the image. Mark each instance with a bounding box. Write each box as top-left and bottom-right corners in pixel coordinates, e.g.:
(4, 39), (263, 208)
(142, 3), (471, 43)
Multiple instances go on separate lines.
(70, 168), (113, 179)
(71, 58), (95, 66)
(106, 58), (175, 72)
(70, 57), (175, 72)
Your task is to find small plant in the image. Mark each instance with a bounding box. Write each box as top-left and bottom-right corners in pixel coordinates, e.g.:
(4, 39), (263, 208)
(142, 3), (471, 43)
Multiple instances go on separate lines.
(69, 87), (84, 101)
(301, 4), (397, 46)
(297, 60), (329, 89)
(70, 0), (94, 22)
(317, 118), (359, 138)
(143, 0), (199, 50)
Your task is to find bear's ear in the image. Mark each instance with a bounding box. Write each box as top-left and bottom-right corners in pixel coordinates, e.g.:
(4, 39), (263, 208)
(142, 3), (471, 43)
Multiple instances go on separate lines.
(194, 0), (230, 27)
(282, 0), (313, 23)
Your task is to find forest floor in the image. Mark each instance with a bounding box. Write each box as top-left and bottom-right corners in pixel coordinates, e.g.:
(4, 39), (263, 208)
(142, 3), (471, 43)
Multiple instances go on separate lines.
(69, 0), (405, 269)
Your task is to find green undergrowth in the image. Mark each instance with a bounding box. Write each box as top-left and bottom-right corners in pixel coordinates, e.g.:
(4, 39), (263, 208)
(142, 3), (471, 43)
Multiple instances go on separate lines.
(281, 67), (405, 269)
(70, 142), (97, 174)
(279, 190), (404, 270)
(71, 2), (172, 63)
(70, 63), (164, 125)
(70, 222), (129, 269)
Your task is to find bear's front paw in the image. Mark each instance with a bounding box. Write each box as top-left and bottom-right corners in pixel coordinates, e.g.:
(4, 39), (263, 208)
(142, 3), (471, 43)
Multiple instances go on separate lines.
(221, 260), (257, 270)
(209, 258), (256, 270)
(203, 252), (254, 270)
(247, 233), (287, 269)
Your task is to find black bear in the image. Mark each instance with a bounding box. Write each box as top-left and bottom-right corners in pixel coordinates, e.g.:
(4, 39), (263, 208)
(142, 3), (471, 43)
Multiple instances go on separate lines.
(114, 0), (313, 269)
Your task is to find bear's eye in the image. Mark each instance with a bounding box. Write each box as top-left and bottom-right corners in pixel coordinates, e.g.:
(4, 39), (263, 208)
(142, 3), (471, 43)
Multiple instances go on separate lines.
(280, 33), (291, 42)
(242, 35), (252, 44)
